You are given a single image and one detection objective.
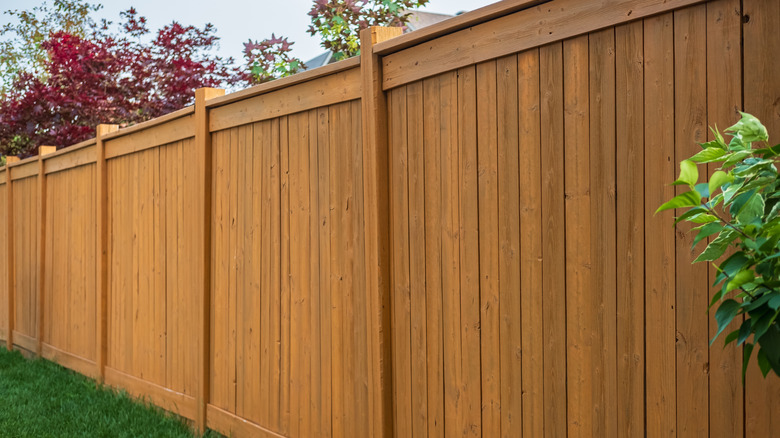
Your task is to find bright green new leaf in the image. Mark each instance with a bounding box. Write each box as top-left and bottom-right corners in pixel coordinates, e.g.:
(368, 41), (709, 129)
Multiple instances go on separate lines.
(708, 171), (734, 197)
(726, 112), (769, 144)
(655, 190), (701, 214)
(726, 269), (754, 292)
(672, 159), (698, 187)
(690, 147), (727, 163)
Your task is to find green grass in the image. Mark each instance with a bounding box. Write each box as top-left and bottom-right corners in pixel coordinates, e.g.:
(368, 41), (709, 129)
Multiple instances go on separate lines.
(0, 346), (219, 437)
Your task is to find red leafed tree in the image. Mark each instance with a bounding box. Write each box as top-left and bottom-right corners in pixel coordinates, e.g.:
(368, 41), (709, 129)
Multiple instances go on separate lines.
(0, 6), (233, 157)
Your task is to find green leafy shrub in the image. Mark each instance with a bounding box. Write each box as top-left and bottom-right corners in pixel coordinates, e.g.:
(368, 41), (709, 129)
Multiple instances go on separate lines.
(658, 113), (780, 380)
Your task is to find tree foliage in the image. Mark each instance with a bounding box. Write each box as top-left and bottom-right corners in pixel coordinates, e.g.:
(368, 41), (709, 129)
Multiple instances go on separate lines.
(658, 113), (780, 380)
(307, 0), (430, 61)
(237, 35), (305, 86)
(0, 1), (234, 157)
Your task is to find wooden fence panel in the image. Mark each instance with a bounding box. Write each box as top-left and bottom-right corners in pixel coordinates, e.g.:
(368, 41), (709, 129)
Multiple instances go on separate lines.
(0, 1), (777, 437)
(105, 138), (198, 419)
(208, 99), (369, 438)
(12, 172), (39, 347)
(42, 163), (98, 375)
(0, 176), (6, 342)
(385, 2), (780, 436)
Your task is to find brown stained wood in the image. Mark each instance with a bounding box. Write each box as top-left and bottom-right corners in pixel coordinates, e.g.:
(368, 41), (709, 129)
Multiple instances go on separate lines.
(105, 367), (197, 420)
(389, 85), (412, 438)
(194, 87), (224, 432)
(207, 405), (288, 438)
(588, 28), (618, 438)
(279, 115), (291, 435)
(207, 57), (360, 108)
(539, 42), (567, 438)
(405, 79), (428, 438)
(615, 20), (645, 437)
(0, 181), (7, 344)
(457, 65), (482, 438)
(674, 7), (709, 437)
(328, 105), (345, 438)
(563, 35), (592, 438)
(307, 109), (321, 437)
(496, 53), (523, 438)
(373, 0), (547, 55)
(36, 146), (56, 356)
(516, 48), (542, 438)
(382, 0), (709, 89)
(10, 162), (39, 180)
(44, 145), (96, 175)
(475, 59), (501, 438)
(643, 12), (677, 438)
(96, 124), (119, 382)
(439, 70), (463, 437)
(5, 154), (17, 350)
(315, 108), (332, 438)
(422, 75), (444, 438)
(209, 68), (361, 132)
(104, 115), (194, 160)
(705, 1), (743, 437)
(359, 26), (403, 438)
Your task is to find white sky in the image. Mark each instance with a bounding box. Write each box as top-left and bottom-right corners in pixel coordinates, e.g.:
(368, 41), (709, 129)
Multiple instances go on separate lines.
(1, 0), (499, 63)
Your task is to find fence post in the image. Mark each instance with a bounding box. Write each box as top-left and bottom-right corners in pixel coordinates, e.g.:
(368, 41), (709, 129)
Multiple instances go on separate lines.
(195, 87), (224, 433)
(36, 146), (56, 357)
(96, 124), (119, 382)
(5, 156), (19, 352)
(359, 25), (402, 438)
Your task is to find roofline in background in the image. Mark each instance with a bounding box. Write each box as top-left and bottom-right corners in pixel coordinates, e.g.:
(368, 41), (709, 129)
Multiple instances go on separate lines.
(373, 0), (551, 55)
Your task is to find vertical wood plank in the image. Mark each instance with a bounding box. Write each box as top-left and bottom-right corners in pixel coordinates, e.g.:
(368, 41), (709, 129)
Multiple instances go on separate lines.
(390, 85), (412, 438)
(316, 108), (332, 438)
(36, 146), (56, 356)
(194, 87), (224, 432)
(439, 69), (463, 438)
(644, 12), (677, 438)
(615, 20), (646, 437)
(422, 76), (444, 438)
(517, 48), (543, 438)
(674, 7), (709, 437)
(705, 1), (744, 437)
(476, 59), (501, 438)
(497, 53), (523, 438)
(563, 35), (592, 438)
(589, 27), (618, 438)
(96, 124), (119, 380)
(539, 42), (567, 438)
(457, 65), (482, 438)
(406, 80), (428, 438)
(360, 26), (404, 438)
(5, 156), (19, 351)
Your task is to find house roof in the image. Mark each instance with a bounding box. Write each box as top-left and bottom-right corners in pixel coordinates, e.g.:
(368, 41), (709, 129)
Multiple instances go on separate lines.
(303, 10), (455, 70)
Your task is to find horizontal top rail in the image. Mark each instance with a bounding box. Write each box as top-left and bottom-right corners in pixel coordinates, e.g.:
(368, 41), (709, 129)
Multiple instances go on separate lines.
(42, 138), (96, 161)
(381, 0), (707, 89)
(101, 106), (194, 142)
(7, 155), (38, 168)
(372, 0), (549, 55)
(206, 57), (360, 109)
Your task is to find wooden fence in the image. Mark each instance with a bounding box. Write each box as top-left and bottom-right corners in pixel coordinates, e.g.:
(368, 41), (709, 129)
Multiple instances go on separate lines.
(1, 0), (778, 436)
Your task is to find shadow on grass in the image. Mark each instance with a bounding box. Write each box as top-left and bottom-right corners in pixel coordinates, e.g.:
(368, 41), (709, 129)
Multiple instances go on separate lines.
(0, 346), (222, 437)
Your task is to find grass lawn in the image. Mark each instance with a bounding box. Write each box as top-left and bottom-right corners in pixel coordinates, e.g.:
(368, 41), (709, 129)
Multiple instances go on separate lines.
(0, 346), (219, 437)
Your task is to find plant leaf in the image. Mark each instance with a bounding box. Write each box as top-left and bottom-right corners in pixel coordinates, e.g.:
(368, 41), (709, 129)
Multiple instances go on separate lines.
(695, 230), (738, 262)
(656, 190), (702, 214)
(690, 147), (727, 163)
(672, 160), (699, 187)
(743, 342), (755, 384)
(711, 299), (741, 346)
(758, 348), (772, 377)
(709, 170), (734, 196)
(737, 318), (753, 345)
(727, 269), (754, 292)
